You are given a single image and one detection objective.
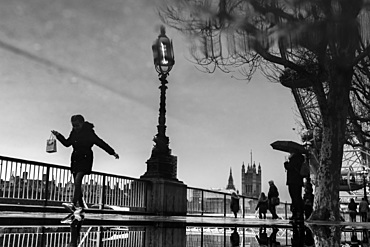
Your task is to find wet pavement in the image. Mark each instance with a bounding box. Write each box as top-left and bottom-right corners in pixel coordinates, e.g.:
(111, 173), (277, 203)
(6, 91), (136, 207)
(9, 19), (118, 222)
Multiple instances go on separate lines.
(1, 204), (369, 230)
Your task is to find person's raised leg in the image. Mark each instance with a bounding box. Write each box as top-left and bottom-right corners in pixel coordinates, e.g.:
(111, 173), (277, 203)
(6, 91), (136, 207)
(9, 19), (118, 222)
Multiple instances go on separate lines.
(72, 172), (85, 205)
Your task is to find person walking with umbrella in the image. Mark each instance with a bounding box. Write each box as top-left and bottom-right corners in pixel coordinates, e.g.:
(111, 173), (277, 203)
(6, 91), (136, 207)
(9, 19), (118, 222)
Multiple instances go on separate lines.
(284, 151), (305, 221)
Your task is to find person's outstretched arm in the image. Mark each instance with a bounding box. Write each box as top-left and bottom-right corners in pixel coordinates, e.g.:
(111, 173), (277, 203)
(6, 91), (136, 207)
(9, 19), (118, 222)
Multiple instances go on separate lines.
(51, 130), (73, 147)
(93, 132), (119, 159)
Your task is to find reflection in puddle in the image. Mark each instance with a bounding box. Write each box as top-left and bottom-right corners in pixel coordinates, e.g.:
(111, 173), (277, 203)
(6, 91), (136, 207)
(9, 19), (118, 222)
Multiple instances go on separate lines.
(0, 225), (145, 247)
(0, 224), (369, 246)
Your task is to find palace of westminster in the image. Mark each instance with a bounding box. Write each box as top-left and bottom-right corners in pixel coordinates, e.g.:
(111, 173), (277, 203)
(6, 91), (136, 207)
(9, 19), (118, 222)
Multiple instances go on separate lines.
(214, 152), (262, 198)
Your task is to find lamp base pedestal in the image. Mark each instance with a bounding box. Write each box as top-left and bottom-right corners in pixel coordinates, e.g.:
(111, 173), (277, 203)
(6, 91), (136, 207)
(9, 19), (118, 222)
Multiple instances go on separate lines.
(141, 155), (187, 216)
(145, 224), (186, 247)
(141, 154), (178, 181)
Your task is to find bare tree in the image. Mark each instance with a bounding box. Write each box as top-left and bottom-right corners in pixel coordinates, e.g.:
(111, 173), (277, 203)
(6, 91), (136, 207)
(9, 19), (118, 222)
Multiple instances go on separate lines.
(160, 0), (370, 243)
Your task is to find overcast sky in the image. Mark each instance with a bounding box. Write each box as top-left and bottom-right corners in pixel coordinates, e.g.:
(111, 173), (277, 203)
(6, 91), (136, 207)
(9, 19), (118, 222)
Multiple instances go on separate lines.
(0, 0), (302, 202)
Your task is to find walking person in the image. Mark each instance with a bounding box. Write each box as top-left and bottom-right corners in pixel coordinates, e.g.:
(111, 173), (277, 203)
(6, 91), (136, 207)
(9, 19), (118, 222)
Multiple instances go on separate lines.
(303, 179), (314, 220)
(359, 197), (369, 222)
(348, 198), (358, 222)
(230, 191), (240, 218)
(267, 180), (280, 219)
(284, 152), (305, 221)
(255, 192), (269, 219)
(52, 114), (119, 217)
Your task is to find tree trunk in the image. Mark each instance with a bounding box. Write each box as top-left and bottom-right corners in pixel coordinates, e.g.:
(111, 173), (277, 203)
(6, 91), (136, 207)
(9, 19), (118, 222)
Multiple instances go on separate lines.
(309, 65), (353, 245)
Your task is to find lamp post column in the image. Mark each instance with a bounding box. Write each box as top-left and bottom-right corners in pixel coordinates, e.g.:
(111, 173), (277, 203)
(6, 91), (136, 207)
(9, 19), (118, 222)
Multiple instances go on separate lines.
(142, 74), (177, 180)
(155, 74), (171, 158)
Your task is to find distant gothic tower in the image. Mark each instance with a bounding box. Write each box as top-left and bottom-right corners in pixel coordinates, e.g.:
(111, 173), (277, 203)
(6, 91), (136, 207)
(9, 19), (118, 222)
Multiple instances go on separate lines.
(241, 151), (262, 198)
(226, 168), (236, 191)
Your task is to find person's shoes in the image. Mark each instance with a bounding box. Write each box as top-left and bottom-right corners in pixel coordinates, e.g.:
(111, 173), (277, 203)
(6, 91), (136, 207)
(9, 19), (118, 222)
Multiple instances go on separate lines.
(74, 207), (84, 221)
(74, 213), (82, 221)
(74, 207), (84, 214)
(61, 215), (74, 224)
(62, 202), (76, 212)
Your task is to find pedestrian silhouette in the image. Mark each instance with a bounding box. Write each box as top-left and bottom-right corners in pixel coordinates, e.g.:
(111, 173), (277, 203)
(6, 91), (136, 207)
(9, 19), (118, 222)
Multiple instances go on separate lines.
(359, 197), (369, 222)
(284, 152), (305, 221)
(269, 227), (280, 246)
(255, 192), (269, 219)
(348, 198), (358, 222)
(303, 178), (314, 220)
(230, 227), (240, 246)
(230, 191), (240, 218)
(267, 180), (279, 219)
(52, 115), (119, 216)
(256, 227), (268, 245)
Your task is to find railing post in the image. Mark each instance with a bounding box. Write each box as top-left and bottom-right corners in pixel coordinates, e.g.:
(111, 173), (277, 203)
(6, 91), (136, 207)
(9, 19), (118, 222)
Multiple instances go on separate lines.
(201, 228), (204, 246)
(224, 194), (227, 217)
(243, 198), (245, 218)
(100, 175), (106, 210)
(44, 166), (50, 206)
(201, 191), (204, 216)
(285, 201), (288, 220)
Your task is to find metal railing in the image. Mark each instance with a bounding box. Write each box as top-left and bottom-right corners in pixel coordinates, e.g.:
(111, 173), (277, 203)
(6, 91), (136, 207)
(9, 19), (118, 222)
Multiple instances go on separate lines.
(0, 155), (292, 218)
(0, 155), (147, 211)
(187, 186), (292, 219)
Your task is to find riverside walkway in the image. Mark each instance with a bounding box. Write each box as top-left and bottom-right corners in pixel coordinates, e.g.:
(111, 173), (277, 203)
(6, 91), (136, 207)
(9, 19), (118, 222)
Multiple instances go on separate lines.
(0, 155), (368, 245)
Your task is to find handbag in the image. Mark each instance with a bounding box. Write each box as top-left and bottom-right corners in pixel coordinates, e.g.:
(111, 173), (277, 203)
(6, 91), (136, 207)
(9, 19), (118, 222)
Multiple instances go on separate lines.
(46, 133), (57, 153)
(271, 197), (280, 206)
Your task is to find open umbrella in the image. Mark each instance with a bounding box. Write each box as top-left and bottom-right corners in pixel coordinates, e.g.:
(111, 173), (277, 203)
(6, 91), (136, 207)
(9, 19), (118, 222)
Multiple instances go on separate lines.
(270, 140), (308, 154)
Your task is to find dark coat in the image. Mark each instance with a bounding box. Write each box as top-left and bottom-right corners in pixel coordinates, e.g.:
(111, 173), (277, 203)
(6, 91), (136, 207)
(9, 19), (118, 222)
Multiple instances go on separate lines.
(284, 153), (305, 186)
(230, 195), (240, 213)
(56, 121), (115, 174)
(255, 198), (269, 213)
(348, 201), (358, 212)
(267, 184), (279, 200)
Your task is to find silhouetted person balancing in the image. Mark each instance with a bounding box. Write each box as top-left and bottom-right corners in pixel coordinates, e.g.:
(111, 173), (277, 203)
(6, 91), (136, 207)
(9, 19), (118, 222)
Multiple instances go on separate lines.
(52, 114), (119, 219)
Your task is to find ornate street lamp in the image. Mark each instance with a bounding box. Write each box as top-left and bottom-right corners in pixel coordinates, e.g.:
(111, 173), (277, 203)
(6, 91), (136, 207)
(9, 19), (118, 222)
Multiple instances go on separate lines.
(141, 25), (178, 180)
(152, 25), (175, 76)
